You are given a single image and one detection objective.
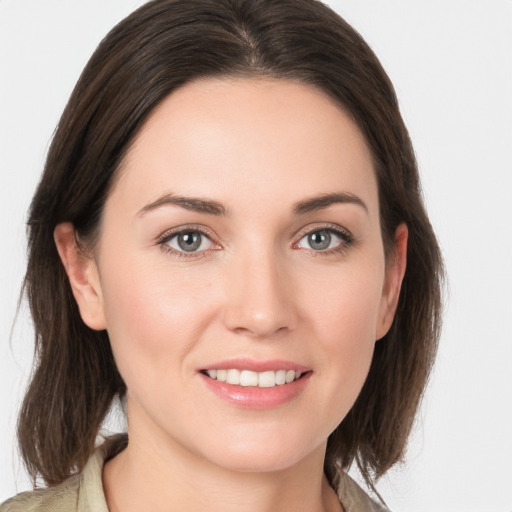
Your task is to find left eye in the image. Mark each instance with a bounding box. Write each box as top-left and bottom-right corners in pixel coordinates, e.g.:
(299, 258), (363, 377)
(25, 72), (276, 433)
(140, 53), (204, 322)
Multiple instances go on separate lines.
(296, 229), (346, 251)
(165, 230), (214, 253)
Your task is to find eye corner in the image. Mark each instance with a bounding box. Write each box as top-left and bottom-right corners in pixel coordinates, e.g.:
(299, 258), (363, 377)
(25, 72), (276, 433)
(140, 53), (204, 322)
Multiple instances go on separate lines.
(293, 225), (355, 254)
(156, 225), (222, 258)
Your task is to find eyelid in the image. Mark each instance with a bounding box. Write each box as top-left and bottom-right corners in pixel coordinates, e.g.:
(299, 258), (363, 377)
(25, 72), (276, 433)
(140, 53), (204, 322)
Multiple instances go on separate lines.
(155, 222), (354, 257)
(156, 224), (222, 256)
(293, 222), (354, 242)
(292, 223), (355, 252)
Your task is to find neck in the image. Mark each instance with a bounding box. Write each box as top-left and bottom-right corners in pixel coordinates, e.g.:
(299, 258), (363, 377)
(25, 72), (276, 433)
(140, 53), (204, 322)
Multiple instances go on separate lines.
(103, 403), (342, 512)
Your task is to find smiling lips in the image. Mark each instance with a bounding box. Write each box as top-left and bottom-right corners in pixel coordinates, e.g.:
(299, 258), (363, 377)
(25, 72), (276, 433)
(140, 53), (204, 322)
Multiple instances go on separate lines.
(204, 368), (302, 388)
(200, 361), (311, 409)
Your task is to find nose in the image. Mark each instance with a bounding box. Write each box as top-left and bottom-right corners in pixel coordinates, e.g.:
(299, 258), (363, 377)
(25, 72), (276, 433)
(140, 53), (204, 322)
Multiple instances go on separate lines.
(222, 248), (297, 338)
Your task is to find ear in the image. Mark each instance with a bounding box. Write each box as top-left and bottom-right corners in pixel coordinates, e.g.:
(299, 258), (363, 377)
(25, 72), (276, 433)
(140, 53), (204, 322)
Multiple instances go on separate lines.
(54, 222), (107, 331)
(375, 223), (408, 340)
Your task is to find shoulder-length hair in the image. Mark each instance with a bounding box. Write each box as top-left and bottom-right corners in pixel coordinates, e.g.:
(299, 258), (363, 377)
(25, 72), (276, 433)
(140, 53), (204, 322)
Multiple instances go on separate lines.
(19, 0), (443, 492)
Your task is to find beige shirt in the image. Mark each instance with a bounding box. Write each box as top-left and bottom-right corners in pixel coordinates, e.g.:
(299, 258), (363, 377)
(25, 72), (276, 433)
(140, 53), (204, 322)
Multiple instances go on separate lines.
(0, 438), (387, 512)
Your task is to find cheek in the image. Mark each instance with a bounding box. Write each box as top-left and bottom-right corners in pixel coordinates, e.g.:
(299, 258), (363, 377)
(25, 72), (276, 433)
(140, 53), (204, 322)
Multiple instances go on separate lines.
(98, 256), (219, 380)
(306, 262), (384, 347)
(302, 262), (384, 408)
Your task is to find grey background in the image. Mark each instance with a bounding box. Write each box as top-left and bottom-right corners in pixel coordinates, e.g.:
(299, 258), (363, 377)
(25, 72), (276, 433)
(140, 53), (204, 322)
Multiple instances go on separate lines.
(1, 1), (511, 510)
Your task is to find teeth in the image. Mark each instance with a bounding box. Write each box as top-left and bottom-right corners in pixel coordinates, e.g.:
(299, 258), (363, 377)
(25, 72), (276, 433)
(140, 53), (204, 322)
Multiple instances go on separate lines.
(275, 370), (286, 385)
(239, 370), (258, 387)
(226, 369), (240, 385)
(258, 371), (275, 388)
(204, 369), (303, 387)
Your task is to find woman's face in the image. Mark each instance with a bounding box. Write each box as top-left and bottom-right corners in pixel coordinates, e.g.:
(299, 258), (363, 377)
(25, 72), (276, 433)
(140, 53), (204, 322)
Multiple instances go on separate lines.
(78, 78), (404, 472)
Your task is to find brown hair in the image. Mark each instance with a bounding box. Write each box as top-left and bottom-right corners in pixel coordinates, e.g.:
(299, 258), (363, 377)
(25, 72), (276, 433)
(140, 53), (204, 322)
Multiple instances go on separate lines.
(18, 0), (443, 494)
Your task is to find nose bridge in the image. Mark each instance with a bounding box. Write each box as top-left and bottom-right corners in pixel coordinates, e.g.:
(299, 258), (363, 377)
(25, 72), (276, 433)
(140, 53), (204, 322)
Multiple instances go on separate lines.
(223, 241), (296, 337)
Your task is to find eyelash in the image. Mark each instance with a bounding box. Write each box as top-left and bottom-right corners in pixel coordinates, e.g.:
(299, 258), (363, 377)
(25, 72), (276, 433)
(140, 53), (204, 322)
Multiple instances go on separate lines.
(156, 225), (218, 259)
(156, 224), (355, 259)
(293, 224), (355, 256)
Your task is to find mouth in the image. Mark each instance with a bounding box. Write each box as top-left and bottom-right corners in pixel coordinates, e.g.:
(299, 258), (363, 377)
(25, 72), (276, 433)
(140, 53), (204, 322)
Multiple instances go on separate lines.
(198, 359), (312, 408)
(200, 368), (306, 388)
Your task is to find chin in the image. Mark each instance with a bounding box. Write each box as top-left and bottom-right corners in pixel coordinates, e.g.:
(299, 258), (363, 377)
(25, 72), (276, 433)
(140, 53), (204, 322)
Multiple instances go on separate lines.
(194, 428), (326, 474)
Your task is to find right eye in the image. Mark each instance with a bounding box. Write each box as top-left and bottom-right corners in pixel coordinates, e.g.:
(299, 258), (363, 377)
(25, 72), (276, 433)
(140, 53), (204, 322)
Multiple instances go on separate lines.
(160, 229), (217, 255)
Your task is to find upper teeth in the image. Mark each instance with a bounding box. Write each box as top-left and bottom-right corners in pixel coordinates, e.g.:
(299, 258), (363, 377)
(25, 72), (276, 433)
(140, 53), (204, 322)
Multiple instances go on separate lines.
(205, 369), (302, 387)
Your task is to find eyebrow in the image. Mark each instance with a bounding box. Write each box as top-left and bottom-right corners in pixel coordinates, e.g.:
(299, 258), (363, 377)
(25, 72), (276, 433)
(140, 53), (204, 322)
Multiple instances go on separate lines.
(292, 192), (368, 215)
(137, 193), (228, 217)
(137, 191), (367, 218)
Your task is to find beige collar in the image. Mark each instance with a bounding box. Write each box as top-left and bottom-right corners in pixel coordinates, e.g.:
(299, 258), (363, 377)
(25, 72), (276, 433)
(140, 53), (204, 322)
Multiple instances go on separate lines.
(77, 436), (386, 512)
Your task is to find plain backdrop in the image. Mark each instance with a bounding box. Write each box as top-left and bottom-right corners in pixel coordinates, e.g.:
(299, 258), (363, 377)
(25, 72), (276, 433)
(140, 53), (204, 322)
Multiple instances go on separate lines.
(1, 1), (511, 510)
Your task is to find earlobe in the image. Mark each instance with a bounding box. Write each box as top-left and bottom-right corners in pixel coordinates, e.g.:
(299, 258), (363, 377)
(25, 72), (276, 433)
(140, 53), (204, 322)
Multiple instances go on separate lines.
(54, 222), (107, 331)
(376, 223), (408, 340)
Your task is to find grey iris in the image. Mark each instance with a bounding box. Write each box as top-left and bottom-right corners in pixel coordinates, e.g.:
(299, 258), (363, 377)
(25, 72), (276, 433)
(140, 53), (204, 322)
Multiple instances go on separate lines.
(308, 230), (331, 250)
(178, 232), (202, 252)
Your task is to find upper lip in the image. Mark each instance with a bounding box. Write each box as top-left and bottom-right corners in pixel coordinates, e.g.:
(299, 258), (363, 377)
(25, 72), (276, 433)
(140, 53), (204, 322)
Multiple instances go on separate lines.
(200, 358), (311, 373)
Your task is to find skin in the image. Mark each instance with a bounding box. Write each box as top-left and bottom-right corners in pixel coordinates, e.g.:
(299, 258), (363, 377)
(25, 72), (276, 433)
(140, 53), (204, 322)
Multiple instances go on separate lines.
(55, 78), (407, 512)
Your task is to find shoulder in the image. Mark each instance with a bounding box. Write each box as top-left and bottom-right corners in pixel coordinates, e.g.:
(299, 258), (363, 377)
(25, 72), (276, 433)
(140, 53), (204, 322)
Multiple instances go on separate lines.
(0, 434), (126, 512)
(0, 475), (80, 512)
(336, 471), (390, 512)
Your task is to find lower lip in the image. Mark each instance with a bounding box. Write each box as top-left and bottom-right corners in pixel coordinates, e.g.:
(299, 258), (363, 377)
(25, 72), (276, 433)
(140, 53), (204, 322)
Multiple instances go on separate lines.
(199, 372), (311, 409)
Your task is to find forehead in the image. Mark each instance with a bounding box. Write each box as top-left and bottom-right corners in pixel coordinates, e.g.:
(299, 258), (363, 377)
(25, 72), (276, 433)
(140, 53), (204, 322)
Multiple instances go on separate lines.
(112, 77), (377, 216)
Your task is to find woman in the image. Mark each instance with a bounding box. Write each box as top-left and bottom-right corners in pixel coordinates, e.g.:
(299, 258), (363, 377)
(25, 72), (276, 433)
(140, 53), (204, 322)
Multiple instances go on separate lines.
(1, 0), (443, 511)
